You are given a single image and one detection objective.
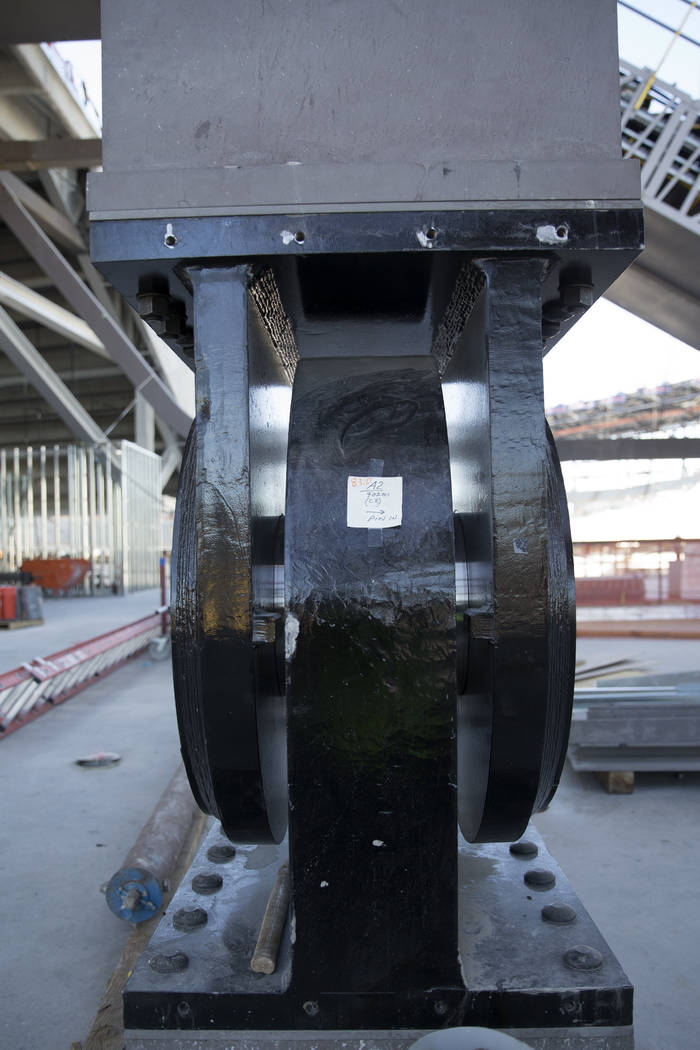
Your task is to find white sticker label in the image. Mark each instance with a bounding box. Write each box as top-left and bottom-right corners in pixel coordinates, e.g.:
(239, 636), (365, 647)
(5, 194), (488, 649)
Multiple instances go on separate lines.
(347, 476), (403, 529)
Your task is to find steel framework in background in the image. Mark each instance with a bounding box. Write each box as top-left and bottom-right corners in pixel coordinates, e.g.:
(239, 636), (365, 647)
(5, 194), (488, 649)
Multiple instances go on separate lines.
(574, 537), (700, 604)
(0, 439), (162, 593)
(620, 61), (700, 237)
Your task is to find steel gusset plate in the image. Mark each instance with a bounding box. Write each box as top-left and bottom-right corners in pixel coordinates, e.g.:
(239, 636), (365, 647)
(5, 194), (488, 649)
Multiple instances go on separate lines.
(171, 265), (290, 843)
(448, 258), (575, 843)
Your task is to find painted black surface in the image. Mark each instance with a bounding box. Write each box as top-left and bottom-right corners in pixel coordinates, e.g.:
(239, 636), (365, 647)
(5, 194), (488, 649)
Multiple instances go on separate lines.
(91, 208), (643, 262)
(285, 356), (464, 1005)
(123, 824), (633, 1032)
(171, 266), (290, 843)
(444, 259), (563, 842)
(537, 422), (576, 810)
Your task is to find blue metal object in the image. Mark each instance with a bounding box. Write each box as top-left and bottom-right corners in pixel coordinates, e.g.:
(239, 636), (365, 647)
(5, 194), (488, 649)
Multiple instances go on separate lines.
(106, 866), (162, 924)
(104, 765), (198, 924)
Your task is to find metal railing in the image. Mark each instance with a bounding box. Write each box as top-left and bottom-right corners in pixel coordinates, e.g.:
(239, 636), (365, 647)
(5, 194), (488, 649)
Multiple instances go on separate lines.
(0, 612), (163, 738)
(620, 61), (700, 234)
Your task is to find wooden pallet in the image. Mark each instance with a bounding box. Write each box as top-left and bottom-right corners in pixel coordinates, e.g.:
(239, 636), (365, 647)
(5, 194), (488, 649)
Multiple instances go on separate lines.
(0, 618), (44, 629)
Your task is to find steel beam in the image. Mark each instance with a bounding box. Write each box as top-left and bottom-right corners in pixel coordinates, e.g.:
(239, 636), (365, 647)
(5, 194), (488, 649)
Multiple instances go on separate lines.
(159, 444), (181, 488)
(0, 179), (193, 437)
(0, 304), (108, 446)
(0, 138), (102, 172)
(0, 172), (86, 254)
(135, 392), (155, 451)
(0, 5), (101, 45)
(556, 437), (700, 460)
(0, 270), (110, 359)
(11, 45), (98, 139)
(0, 365), (121, 389)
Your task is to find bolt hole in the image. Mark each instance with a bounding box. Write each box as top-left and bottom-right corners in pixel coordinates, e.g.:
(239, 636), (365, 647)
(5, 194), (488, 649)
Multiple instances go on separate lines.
(555, 224), (569, 240)
(303, 1000), (320, 1017)
(164, 233), (177, 248)
(295, 230), (305, 244)
(434, 999), (448, 1016)
(176, 1001), (191, 1017)
(426, 226), (437, 241)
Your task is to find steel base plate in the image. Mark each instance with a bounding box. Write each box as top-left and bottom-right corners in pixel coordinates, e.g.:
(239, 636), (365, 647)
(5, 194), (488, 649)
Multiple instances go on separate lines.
(124, 825), (632, 1047)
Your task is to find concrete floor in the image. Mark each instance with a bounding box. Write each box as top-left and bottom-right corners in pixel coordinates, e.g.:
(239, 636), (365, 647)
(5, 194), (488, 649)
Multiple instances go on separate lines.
(0, 609), (698, 1050)
(0, 654), (180, 1050)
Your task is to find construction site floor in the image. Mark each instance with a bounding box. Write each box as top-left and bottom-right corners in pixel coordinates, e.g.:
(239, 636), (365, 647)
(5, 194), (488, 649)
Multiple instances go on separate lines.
(0, 622), (698, 1050)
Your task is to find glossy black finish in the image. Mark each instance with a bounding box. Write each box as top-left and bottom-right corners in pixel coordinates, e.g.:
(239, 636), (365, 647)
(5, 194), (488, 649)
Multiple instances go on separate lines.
(171, 266), (290, 843)
(91, 206), (642, 363)
(445, 259), (554, 843)
(285, 356), (464, 1008)
(91, 206), (642, 265)
(537, 422), (576, 811)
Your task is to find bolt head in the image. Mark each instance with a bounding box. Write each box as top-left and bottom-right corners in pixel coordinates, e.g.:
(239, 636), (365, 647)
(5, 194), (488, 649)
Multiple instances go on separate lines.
(173, 907), (208, 932)
(524, 868), (556, 890)
(192, 872), (224, 895)
(510, 840), (538, 858)
(207, 843), (236, 863)
(149, 951), (189, 974)
(563, 944), (603, 971)
(542, 902), (577, 925)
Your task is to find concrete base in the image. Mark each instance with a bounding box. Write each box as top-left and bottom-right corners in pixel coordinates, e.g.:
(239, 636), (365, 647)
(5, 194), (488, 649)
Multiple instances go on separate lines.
(125, 1026), (634, 1050)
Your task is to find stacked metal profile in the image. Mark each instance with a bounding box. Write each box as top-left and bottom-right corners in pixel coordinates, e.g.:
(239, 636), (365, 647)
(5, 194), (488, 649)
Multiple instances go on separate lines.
(571, 673), (700, 774)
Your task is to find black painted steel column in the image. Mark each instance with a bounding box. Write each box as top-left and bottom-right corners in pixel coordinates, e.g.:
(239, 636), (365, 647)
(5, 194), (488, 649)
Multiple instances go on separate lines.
(285, 356), (465, 1025)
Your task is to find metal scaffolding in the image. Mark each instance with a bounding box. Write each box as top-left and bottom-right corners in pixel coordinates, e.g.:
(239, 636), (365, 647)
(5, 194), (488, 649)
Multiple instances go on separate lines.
(0, 439), (162, 592)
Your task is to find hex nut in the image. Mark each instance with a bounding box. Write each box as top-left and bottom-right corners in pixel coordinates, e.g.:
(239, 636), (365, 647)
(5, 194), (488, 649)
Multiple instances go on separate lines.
(561, 282), (594, 309)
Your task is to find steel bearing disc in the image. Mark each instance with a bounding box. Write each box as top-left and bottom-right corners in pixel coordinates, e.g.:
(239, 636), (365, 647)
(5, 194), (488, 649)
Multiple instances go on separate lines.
(172, 422), (287, 843)
(171, 267), (290, 844)
(450, 258), (576, 843)
(455, 420), (575, 842)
